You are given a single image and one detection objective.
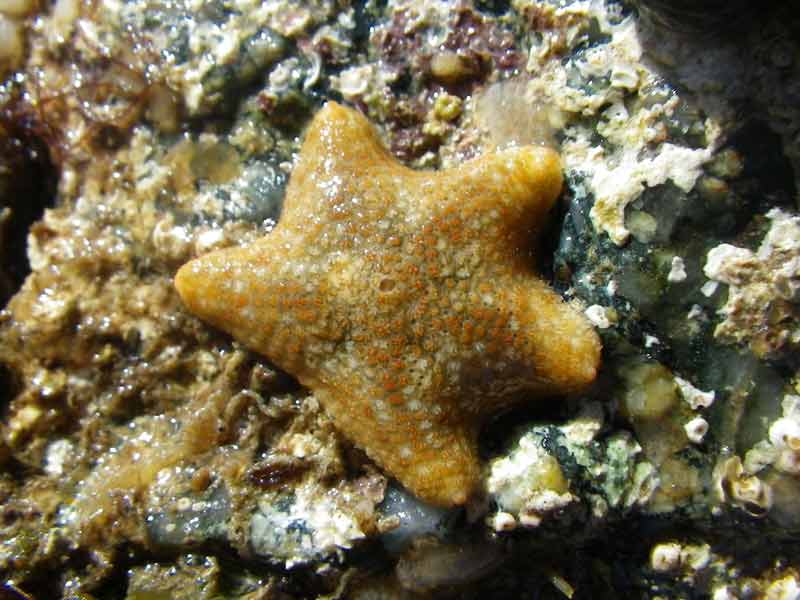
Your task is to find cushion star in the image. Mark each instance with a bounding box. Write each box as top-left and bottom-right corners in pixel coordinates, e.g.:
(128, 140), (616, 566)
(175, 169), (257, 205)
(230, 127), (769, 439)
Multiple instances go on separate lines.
(175, 102), (601, 507)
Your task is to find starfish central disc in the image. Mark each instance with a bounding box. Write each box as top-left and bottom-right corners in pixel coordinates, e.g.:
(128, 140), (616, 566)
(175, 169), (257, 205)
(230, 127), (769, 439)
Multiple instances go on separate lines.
(175, 102), (601, 506)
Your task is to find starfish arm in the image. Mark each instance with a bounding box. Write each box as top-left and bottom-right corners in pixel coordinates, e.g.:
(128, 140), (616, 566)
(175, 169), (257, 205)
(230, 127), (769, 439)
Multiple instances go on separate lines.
(505, 279), (601, 397)
(432, 145), (564, 247)
(280, 102), (400, 227)
(174, 234), (346, 378)
(314, 382), (481, 507)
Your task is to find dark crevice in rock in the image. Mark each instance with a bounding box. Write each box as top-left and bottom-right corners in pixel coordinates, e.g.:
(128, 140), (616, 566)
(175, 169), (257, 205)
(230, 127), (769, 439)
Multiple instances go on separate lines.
(474, 0), (511, 17)
(0, 107), (60, 308)
(634, 0), (783, 37)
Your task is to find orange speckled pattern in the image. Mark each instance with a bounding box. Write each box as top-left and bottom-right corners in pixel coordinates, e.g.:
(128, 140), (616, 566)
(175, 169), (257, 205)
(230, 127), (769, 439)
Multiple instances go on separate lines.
(175, 102), (601, 506)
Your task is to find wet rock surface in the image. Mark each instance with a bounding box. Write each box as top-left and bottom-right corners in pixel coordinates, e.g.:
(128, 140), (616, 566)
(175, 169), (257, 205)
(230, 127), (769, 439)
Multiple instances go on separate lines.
(1, 0), (800, 598)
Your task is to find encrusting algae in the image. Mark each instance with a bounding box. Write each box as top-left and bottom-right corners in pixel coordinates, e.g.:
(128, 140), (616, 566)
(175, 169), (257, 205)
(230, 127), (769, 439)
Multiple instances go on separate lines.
(175, 102), (601, 507)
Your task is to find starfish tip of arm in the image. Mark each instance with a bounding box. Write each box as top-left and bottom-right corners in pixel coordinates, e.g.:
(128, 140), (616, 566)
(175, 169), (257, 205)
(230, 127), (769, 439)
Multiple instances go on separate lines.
(174, 251), (236, 324)
(174, 259), (199, 308)
(295, 102), (389, 181)
(509, 145), (564, 212)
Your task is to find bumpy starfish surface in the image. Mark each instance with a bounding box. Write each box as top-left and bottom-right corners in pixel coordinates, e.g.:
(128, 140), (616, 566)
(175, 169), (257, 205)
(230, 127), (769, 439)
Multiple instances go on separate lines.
(175, 102), (601, 506)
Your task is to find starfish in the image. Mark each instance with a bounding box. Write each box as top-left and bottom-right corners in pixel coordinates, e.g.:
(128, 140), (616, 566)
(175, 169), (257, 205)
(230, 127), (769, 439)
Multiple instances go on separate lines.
(175, 102), (601, 506)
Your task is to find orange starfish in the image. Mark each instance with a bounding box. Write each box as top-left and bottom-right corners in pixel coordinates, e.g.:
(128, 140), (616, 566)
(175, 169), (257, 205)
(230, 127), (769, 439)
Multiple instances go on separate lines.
(175, 102), (601, 506)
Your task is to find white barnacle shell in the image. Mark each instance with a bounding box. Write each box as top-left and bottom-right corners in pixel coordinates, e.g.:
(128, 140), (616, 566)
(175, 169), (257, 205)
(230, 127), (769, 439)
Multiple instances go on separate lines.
(650, 542), (682, 573)
(684, 416), (709, 444)
(769, 417), (800, 451)
(714, 456), (773, 517)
